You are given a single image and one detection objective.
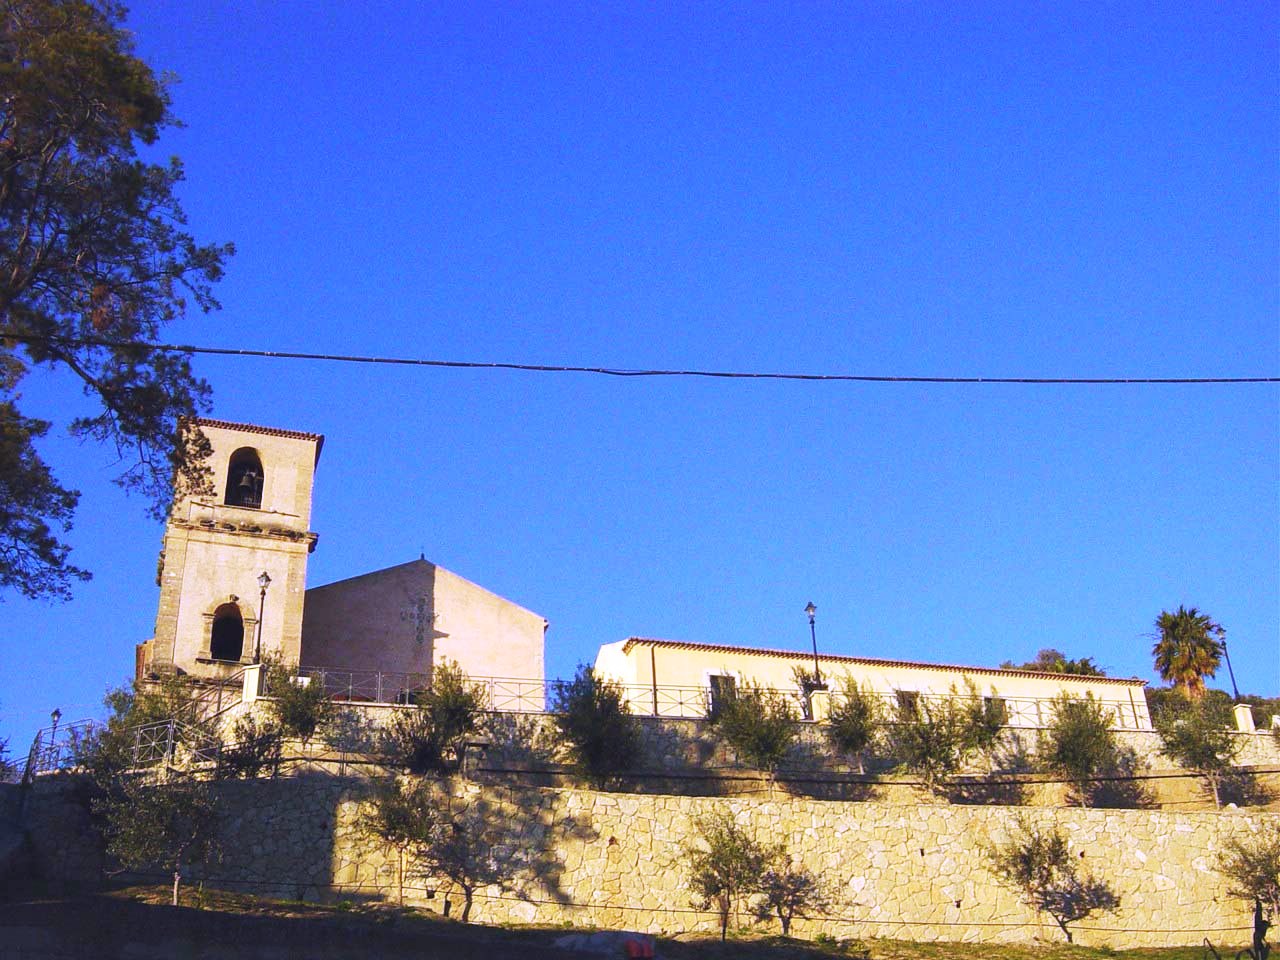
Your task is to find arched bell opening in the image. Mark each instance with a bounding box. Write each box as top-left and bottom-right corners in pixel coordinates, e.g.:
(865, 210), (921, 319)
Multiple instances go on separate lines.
(225, 447), (264, 508)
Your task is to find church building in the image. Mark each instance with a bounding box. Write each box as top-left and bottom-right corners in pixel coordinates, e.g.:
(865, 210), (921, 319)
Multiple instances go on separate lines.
(137, 418), (547, 689)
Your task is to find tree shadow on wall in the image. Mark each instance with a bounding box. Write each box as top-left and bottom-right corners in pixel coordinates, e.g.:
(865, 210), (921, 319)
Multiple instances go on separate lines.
(360, 777), (598, 920)
(1218, 768), (1272, 808)
(1078, 746), (1157, 809)
(948, 733), (1035, 806)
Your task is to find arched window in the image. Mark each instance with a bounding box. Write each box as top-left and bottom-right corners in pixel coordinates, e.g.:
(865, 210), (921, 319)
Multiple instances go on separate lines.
(210, 603), (245, 662)
(225, 447), (264, 508)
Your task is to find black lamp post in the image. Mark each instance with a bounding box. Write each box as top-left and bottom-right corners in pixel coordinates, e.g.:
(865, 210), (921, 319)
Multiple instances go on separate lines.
(49, 707), (62, 767)
(1221, 638), (1241, 702)
(804, 602), (824, 688)
(254, 571), (272, 662)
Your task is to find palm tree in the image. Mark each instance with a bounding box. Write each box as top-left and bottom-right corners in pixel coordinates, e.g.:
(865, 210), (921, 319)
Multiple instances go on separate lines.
(1152, 606), (1224, 700)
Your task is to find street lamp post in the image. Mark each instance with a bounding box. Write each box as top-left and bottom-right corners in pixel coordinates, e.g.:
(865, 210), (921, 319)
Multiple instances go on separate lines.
(49, 707), (62, 769)
(254, 571), (272, 663)
(804, 602), (824, 688)
(1221, 639), (1241, 702)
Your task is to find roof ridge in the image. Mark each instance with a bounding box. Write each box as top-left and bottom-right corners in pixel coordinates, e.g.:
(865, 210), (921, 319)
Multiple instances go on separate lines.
(620, 637), (1146, 686)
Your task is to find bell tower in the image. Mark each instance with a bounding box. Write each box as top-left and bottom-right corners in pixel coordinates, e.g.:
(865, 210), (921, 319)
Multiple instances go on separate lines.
(145, 418), (324, 679)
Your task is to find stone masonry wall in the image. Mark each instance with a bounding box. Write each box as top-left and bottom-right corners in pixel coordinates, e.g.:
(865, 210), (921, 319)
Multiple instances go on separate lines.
(10, 776), (1274, 949)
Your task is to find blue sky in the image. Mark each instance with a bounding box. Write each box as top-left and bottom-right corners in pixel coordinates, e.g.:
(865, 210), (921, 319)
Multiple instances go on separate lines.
(2, 1), (1277, 751)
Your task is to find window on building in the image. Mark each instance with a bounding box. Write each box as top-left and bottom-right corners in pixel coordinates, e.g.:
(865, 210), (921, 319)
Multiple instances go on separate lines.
(707, 674), (736, 720)
(210, 603), (244, 662)
(895, 689), (920, 717)
(225, 447), (264, 508)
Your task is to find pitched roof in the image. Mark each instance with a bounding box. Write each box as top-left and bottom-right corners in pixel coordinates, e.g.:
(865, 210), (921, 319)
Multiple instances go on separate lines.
(193, 418), (325, 457)
(619, 637), (1147, 687)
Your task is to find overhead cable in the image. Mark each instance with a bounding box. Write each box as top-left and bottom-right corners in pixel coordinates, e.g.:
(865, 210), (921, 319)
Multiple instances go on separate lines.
(3, 331), (1277, 384)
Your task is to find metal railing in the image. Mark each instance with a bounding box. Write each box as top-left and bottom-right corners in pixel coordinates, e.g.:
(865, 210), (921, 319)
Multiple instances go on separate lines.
(130, 719), (223, 769)
(20, 719), (93, 782)
(190, 670), (246, 723)
(258, 669), (1147, 730)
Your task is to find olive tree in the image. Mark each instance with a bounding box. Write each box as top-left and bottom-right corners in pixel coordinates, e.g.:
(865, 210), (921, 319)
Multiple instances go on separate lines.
(383, 660), (487, 774)
(709, 681), (798, 786)
(550, 663), (641, 787)
(95, 773), (220, 905)
(824, 676), (883, 773)
(1156, 699), (1241, 808)
(987, 817), (1119, 944)
(682, 811), (778, 941)
(883, 683), (1006, 796)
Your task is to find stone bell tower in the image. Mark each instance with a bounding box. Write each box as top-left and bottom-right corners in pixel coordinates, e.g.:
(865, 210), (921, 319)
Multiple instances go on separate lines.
(144, 418), (323, 679)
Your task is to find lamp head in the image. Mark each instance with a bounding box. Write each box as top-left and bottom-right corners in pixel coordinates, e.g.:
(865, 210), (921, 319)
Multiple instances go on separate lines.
(804, 601), (817, 621)
(258, 571), (272, 591)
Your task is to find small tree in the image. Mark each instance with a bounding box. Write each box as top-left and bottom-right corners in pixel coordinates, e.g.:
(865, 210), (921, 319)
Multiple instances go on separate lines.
(95, 774), (220, 906)
(682, 811), (778, 941)
(1156, 699), (1241, 808)
(358, 776), (439, 905)
(709, 681), (798, 786)
(265, 659), (336, 746)
(384, 660), (487, 773)
(883, 683), (1005, 796)
(550, 663), (641, 787)
(987, 817), (1119, 943)
(752, 860), (832, 937)
(1037, 693), (1121, 807)
(1219, 825), (1280, 918)
(824, 677), (883, 773)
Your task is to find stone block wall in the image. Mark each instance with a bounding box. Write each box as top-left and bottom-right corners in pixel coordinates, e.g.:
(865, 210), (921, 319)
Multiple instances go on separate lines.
(10, 775), (1275, 949)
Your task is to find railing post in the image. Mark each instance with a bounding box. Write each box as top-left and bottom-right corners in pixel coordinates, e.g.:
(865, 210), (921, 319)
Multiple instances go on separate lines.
(242, 664), (262, 704)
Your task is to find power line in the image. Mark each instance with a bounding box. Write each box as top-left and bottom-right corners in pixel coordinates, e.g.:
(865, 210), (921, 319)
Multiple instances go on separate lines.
(4, 331), (1277, 384)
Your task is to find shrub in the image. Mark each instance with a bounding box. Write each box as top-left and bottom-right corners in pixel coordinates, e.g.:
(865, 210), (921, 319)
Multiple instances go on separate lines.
(824, 677), (883, 773)
(987, 816), (1119, 943)
(682, 811), (778, 942)
(550, 664), (641, 787)
(709, 681), (798, 783)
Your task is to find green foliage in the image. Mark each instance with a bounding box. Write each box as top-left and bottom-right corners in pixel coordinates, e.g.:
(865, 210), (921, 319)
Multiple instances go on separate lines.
(1217, 824), (1280, 918)
(1038, 693), (1115, 806)
(1038, 693), (1149, 808)
(986, 817), (1119, 943)
(752, 860), (833, 937)
(265, 659), (336, 745)
(550, 663), (641, 787)
(682, 811), (779, 942)
(1153, 606), (1224, 701)
(76, 674), (208, 784)
(883, 683), (1006, 796)
(359, 776), (519, 922)
(0, 0), (232, 599)
(1155, 698), (1240, 807)
(1000, 649), (1106, 677)
(824, 677), (883, 772)
(215, 714), (281, 780)
(94, 773), (220, 905)
(708, 681), (798, 780)
(383, 660), (487, 774)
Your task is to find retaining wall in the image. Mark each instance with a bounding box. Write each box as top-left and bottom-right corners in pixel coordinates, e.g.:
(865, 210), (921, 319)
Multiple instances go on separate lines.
(7, 775), (1274, 949)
